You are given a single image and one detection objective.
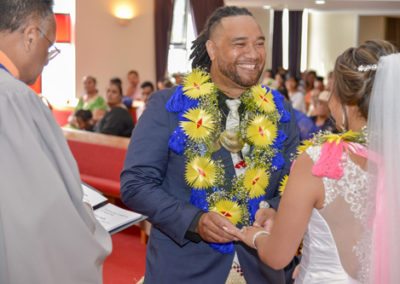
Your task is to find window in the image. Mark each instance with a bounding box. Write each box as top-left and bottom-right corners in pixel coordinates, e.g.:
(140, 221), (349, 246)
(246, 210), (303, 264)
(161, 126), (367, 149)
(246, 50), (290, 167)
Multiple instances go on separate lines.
(167, 0), (196, 76)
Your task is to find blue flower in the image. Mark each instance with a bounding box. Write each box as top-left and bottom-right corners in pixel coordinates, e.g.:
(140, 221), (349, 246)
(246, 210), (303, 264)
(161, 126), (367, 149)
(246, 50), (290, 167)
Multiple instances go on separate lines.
(248, 196), (264, 223)
(168, 126), (188, 155)
(190, 189), (209, 211)
(209, 242), (234, 254)
(271, 89), (291, 123)
(272, 152), (285, 171)
(166, 86), (198, 113)
(273, 130), (287, 150)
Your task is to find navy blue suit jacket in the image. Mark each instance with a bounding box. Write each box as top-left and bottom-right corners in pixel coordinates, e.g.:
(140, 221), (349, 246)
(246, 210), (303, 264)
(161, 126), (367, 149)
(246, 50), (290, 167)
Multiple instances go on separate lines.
(121, 87), (300, 284)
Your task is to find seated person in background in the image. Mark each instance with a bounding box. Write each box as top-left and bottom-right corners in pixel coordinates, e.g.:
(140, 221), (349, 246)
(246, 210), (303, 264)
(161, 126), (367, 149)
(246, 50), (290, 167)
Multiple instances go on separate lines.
(285, 75), (306, 113)
(295, 110), (319, 140)
(281, 90), (318, 141)
(172, 72), (184, 85)
(95, 79), (134, 137)
(310, 90), (336, 133)
(304, 70), (317, 111)
(156, 78), (173, 90)
(140, 81), (155, 104)
(125, 70), (142, 101)
(74, 109), (94, 131)
(69, 75), (107, 127)
(274, 72), (288, 99)
(307, 76), (326, 116)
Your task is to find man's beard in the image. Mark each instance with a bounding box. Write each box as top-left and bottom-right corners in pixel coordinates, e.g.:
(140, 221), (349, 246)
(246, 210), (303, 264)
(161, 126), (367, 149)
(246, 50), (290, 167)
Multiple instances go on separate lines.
(219, 61), (264, 88)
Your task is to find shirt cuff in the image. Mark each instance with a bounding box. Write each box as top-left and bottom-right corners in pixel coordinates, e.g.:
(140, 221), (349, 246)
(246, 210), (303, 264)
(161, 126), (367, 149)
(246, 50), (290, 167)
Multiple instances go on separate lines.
(184, 211), (205, 243)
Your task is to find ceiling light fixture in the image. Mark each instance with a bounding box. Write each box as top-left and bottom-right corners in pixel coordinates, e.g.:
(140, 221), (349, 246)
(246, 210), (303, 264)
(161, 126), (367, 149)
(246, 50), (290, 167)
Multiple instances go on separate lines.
(315, 0), (326, 4)
(263, 5), (271, 9)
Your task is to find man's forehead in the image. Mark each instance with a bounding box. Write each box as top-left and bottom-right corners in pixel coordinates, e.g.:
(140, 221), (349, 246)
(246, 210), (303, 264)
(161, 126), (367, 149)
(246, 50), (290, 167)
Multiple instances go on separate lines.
(210, 15), (263, 40)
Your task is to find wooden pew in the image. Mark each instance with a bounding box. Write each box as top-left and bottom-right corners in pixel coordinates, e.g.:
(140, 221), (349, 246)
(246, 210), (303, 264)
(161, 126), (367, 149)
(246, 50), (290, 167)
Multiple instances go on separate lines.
(62, 128), (149, 242)
(63, 128), (128, 198)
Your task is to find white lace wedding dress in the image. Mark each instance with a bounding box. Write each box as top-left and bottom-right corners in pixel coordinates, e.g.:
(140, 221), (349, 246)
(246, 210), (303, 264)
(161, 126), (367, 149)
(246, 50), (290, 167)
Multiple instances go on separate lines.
(295, 145), (369, 284)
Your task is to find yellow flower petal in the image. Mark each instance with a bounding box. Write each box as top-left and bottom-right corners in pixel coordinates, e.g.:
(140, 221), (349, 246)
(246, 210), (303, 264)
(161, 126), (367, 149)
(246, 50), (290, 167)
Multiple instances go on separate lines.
(297, 139), (313, 154)
(278, 175), (289, 196)
(246, 116), (277, 147)
(251, 85), (277, 113)
(210, 199), (242, 225)
(243, 168), (270, 198)
(185, 157), (217, 189)
(183, 69), (214, 99)
(181, 108), (215, 141)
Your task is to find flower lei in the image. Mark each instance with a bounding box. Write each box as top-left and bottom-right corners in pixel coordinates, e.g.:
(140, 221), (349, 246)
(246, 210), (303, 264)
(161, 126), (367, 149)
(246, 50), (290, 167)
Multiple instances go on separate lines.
(166, 69), (291, 253)
(297, 129), (367, 180)
(297, 129), (368, 154)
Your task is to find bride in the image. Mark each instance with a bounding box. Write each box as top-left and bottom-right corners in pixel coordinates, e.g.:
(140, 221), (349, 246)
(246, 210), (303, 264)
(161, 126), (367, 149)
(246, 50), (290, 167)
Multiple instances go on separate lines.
(225, 40), (399, 283)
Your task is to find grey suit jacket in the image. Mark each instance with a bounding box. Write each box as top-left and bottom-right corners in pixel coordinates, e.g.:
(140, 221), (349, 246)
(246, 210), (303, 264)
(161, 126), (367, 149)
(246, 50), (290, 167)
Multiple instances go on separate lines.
(121, 87), (300, 284)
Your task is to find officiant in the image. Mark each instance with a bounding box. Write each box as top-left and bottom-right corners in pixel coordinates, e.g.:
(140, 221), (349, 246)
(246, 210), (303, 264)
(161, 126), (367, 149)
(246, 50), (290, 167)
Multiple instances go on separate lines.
(0, 1), (111, 283)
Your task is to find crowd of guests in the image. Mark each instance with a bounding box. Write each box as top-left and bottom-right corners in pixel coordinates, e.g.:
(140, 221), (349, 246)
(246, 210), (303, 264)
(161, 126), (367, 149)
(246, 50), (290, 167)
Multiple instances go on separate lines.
(68, 70), (164, 137)
(69, 68), (335, 141)
(262, 68), (337, 140)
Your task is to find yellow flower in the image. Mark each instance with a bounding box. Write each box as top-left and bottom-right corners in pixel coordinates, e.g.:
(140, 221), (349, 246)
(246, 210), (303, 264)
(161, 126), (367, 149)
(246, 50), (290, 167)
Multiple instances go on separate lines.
(297, 139), (313, 154)
(210, 199), (242, 225)
(325, 130), (358, 144)
(246, 116), (277, 147)
(251, 85), (277, 113)
(278, 175), (289, 196)
(243, 168), (270, 198)
(341, 130), (360, 141)
(183, 69), (214, 99)
(185, 156), (217, 189)
(181, 108), (215, 141)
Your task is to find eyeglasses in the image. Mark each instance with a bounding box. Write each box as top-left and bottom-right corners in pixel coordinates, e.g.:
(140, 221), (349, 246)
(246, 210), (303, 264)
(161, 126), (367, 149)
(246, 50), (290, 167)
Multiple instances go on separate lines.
(37, 28), (61, 61)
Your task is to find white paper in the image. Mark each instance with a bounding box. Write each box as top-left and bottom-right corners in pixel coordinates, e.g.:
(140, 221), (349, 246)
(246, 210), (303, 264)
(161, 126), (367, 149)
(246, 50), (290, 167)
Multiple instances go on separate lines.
(82, 184), (108, 208)
(94, 203), (144, 233)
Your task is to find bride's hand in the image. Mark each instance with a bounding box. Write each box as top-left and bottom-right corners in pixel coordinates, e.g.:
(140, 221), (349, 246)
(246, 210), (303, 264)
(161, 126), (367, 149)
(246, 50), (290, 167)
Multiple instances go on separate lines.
(254, 208), (276, 230)
(223, 226), (268, 249)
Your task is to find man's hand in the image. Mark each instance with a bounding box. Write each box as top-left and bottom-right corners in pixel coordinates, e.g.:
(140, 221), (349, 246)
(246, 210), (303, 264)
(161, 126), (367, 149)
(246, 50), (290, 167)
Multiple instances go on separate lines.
(197, 212), (238, 243)
(254, 208), (276, 230)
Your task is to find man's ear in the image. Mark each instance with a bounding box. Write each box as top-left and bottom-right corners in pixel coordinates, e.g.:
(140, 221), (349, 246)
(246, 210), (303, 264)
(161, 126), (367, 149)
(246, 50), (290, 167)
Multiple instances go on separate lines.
(23, 25), (38, 52)
(206, 40), (216, 61)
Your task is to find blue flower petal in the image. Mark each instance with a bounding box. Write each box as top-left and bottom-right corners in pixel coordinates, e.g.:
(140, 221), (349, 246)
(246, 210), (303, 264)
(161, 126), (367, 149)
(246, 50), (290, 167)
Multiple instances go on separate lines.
(168, 126), (188, 155)
(166, 86), (185, 113)
(273, 130), (288, 150)
(272, 152), (285, 171)
(248, 196), (264, 223)
(190, 189), (209, 211)
(209, 242), (234, 254)
(271, 90), (291, 123)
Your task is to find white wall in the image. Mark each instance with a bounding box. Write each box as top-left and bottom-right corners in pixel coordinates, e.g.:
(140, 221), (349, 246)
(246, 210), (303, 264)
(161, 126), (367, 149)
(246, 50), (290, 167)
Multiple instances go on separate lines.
(42, 0), (76, 107)
(75, 0), (155, 99)
(307, 12), (358, 77)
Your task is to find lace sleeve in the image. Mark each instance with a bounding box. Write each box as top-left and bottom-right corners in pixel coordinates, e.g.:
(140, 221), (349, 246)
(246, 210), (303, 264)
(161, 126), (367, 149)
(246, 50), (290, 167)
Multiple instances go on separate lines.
(304, 145), (335, 207)
(305, 145), (322, 164)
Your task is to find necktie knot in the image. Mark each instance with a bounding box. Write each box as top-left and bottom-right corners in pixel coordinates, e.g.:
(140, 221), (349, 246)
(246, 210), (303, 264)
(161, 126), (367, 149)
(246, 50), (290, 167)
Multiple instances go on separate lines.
(226, 99), (241, 112)
(225, 99), (241, 131)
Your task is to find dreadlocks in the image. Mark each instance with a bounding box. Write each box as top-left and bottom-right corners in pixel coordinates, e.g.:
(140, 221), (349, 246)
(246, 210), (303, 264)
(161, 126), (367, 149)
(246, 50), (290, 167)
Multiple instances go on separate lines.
(190, 6), (253, 72)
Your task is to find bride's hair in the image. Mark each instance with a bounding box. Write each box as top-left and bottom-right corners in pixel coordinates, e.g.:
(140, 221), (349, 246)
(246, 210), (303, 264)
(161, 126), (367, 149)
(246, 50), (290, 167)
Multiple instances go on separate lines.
(333, 40), (397, 120)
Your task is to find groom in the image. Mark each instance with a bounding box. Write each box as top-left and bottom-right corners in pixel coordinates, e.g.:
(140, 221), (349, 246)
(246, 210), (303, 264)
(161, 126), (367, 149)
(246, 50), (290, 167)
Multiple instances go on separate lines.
(121, 6), (299, 284)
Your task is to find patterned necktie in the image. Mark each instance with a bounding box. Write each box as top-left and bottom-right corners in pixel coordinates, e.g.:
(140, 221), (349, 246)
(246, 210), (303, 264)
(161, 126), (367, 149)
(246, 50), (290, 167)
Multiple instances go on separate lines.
(225, 99), (246, 176)
(225, 98), (245, 279)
